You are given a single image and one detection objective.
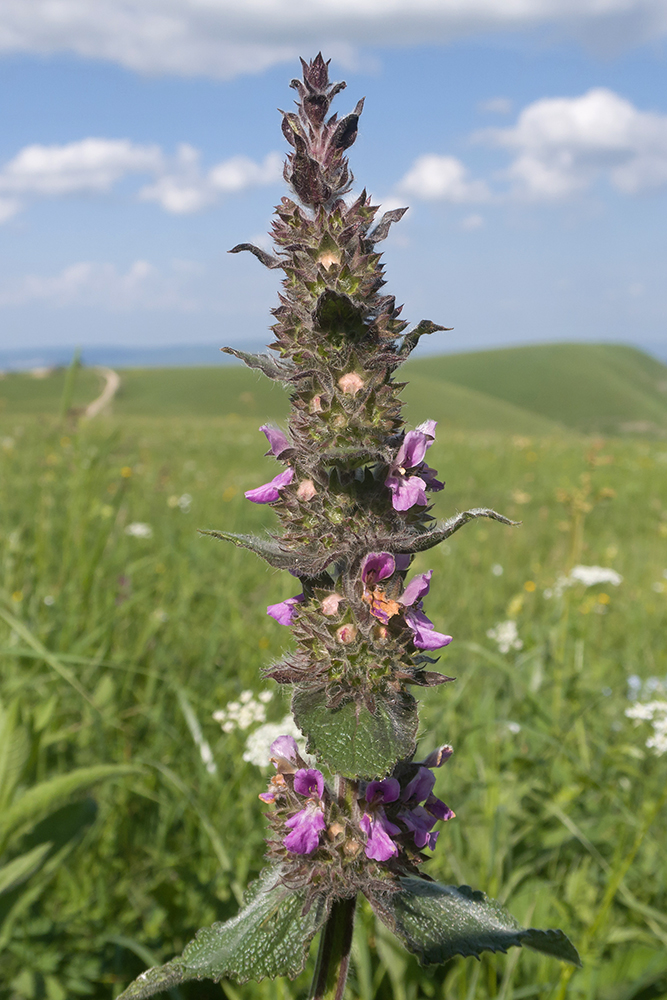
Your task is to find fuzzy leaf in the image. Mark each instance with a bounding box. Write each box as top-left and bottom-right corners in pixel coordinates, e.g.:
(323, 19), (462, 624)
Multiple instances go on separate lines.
(292, 688), (417, 779)
(368, 207), (408, 244)
(228, 244), (284, 269)
(388, 509), (519, 555)
(117, 867), (330, 998)
(398, 320), (452, 359)
(199, 530), (330, 576)
(368, 878), (581, 967)
(220, 347), (293, 382)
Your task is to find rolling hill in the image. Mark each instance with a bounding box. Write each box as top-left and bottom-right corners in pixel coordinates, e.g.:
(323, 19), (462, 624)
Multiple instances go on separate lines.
(2, 343), (666, 436)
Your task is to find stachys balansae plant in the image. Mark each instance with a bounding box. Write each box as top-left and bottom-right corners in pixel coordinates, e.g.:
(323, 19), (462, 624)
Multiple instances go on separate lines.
(120, 54), (580, 1000)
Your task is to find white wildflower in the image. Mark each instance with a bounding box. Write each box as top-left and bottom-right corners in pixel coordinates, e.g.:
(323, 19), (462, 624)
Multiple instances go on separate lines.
(569, 565), (622, 588)
(506, 721), (521, 734)
(125, 522), (153, 539)
(178, 493), (192, 512)
(487, 620), (523, 654)
(625, 700), (667, 756)
(491, 564), (504, 577)
(213, 692), (269, 733)
(43, 595), (55, 606)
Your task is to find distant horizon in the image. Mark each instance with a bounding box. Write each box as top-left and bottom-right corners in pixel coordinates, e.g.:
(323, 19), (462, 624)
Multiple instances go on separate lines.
(1, 336), (666, 372)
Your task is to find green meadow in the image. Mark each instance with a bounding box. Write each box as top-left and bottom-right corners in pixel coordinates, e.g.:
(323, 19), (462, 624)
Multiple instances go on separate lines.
(1, 343), (667, 1000)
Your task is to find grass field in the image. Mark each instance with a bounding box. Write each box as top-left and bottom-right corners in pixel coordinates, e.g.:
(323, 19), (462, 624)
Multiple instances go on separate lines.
(1, 345), (667, 1000)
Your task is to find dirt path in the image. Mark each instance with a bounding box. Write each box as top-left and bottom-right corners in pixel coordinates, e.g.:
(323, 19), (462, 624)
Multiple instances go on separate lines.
(84, 367), (120, 418)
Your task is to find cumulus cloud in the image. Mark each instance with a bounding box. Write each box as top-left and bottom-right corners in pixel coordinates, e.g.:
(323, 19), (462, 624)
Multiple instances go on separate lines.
(484, 88), (667, 199)
(0, 1), (666, 79)
(139, 145), (282, 214)
(0, 259), (199, 310)
(0, 139), (282, 220)
(397, 154), (490, 203)
(0, 138), (163, 196)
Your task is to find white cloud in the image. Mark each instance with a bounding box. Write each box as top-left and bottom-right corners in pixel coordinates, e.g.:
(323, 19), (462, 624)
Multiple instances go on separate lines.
(140, 146), (282, 214)
(397, 154), (490, 203)
(484, 88), (667, 199)
(0, 260), (198, 310)
(0, 1), (666, 79)
(0, 138), (163, 196)
(0, 139), (281, 220)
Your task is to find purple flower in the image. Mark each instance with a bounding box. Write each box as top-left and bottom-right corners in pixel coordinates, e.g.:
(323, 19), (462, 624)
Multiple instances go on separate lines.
(260, 424), (291, 458)
(360, 777), (402, 861)
(399, 763), (455, 849)
(425, 794), (455, 823)
(419, 744), (454, 769)
(269, 735), (300, 765)
(402, 766), (436, 805)
(245, 467), (294, 504)
(400, 805), (439, 850)
(399, 569), (453, 650)
(361, 552), (396, 588)
(293, 768), (325, 798)
(385, 420), (444, 512)
(361, 553), (401, 624)
(360, 810), (401, 861)
(404, 609), (453, 650)
(267, 593), (305, 625)
(283, 766), (326, 855)
(283, 801), (326, 854)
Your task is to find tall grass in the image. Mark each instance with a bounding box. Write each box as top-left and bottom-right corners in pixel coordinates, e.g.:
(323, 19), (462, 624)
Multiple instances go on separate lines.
(1, 413), (666, 999)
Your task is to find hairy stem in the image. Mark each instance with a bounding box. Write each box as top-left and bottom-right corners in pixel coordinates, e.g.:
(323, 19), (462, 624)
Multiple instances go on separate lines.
(310, 895), (357, 1000)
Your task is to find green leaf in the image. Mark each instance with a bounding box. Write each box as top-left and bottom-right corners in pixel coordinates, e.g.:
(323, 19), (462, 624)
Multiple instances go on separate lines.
(0, 843), (52, 896)
(0, 764), (138, 850)
(117, 866), (330, 998)
(367, 878), (581, 967)
(292, 688), (418, 779)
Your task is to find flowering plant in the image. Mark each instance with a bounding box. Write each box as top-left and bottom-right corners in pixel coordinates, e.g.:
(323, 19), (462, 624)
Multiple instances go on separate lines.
(120, 55), (579, 999)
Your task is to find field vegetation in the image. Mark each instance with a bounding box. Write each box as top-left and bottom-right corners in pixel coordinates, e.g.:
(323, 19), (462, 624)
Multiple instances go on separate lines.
(1, 344), (667, 999)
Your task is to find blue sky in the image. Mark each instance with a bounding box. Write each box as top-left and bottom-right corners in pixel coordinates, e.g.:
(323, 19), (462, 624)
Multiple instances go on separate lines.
(0, 1), (666, 362)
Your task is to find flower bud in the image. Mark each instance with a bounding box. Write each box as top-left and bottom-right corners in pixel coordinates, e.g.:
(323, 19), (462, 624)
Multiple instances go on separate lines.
(322, 593), (344, 616)
(297, 479), (317, 501)
(336, 624), (357, 644)
(338, 372), (364, 396)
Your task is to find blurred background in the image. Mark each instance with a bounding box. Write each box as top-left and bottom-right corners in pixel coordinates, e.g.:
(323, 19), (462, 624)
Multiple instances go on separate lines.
(1, 4), (667, 1000)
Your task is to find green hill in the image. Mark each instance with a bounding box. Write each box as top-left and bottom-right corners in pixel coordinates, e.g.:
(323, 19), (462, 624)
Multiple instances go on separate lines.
(407, 342), (667, 435)
(2, 342), (666, 436)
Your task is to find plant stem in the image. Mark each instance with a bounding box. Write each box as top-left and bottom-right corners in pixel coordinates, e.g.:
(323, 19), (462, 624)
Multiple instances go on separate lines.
(310, 895), (357, 1000)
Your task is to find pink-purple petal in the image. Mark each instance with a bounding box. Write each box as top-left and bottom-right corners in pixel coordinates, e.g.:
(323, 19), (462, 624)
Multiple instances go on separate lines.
(360, 810), (400, 861)
(416, 419), (437, 440)
(400, 570), (433, 608)
(420, 744), (454, 769)
(245, 467), (295, 503)
(425, 794), (455, 822)
(386, 473), (428, 511)
(294, 768), (324, 799)
(283, 803), (326, 854)
(361, 552), (396, 585)
(402, 766), (436, 804)
(405, 609), (453, 650)
(365, 777), (401, 805)
(269, 735), (299, 764)
(266, 593), (305, 625)
(260, 424), (291, 457)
